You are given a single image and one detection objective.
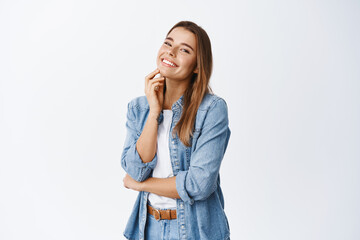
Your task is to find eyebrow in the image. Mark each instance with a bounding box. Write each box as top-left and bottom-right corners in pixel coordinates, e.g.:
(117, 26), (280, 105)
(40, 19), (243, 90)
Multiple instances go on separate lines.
(165, 37), (195, 52)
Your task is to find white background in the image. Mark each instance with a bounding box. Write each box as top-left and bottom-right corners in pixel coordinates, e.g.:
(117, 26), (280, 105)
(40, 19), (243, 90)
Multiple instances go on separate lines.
(1, 0), (359, 239)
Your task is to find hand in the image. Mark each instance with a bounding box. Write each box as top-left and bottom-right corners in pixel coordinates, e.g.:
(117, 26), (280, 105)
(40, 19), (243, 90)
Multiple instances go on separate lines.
(123, 174), (142, 191)
(145, 68), (165, 115)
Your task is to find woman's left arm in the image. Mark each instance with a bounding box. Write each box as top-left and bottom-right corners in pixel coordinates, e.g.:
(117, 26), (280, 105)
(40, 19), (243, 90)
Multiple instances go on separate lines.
(123, 174), (180, 199)
(175, 98), (231, 204)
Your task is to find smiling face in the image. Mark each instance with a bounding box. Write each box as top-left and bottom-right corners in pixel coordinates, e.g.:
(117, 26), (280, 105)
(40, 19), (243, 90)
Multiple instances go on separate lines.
(156, 27), (198, 82)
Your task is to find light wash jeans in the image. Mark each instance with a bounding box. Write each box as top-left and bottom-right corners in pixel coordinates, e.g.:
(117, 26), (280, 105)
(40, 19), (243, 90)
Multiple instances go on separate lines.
(145, 212), (179, 240)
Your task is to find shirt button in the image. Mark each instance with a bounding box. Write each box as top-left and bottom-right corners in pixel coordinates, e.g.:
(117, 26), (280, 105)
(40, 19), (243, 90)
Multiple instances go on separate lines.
(172, 141), (175, 144)
(181, 225), (185, 229)
(180, 203), (184, 208)
(175, 162), (179, 166)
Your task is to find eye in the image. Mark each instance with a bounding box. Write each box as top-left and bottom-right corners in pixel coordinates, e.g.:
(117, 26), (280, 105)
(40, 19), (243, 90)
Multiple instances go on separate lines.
(164, 41), (172, 46)
(181, 49), (190, 54)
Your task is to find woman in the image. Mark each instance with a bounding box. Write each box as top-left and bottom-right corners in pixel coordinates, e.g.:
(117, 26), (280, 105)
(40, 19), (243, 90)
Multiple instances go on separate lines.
(121, 21), (231, 240)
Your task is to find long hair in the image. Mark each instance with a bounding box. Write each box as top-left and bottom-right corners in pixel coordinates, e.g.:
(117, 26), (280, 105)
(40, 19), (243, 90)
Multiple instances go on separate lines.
(166, 21), (213, 147)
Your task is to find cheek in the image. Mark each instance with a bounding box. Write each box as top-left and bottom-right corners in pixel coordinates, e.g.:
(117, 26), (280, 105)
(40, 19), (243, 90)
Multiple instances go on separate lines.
(186, 57), (197, 69)
(158, 46), (167, 55)
(156, 52), (163, 66)
(156, 47), (164, 59)
(156, 51), (161, 60)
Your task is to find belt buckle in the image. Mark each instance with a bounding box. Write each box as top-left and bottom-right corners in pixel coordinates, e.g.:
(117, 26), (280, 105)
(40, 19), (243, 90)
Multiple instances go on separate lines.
(153, 208), (161, 221)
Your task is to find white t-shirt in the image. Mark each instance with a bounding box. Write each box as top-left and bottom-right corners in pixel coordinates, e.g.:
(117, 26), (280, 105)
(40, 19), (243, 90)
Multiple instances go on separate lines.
(148, 110), (177, 209)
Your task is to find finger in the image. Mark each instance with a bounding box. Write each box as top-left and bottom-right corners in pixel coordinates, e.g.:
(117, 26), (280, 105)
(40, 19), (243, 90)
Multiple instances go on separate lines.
(154, 84), (164, 91)
(149, 77), (165, 83)
(151, 82), (164, 92)
(145, 68), (160, 81)
(145, 70), (161, 91)
(147, 78), (165, 92)
(148, 80), (164, 89)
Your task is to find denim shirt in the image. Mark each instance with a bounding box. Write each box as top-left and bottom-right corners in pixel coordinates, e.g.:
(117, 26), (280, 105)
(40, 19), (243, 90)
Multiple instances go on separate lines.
(121, 93), (231, 240)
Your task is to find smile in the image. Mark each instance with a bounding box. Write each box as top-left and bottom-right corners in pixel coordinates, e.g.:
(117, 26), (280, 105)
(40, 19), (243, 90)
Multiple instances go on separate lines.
(162, 58), (178, 67)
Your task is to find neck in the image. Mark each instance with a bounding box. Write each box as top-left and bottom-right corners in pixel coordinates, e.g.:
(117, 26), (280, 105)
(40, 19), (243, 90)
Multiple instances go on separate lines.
(163, 77), (190, 110)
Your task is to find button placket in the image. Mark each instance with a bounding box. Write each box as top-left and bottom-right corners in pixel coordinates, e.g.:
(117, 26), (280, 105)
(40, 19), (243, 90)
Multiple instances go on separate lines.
(169, 110), (179, 174)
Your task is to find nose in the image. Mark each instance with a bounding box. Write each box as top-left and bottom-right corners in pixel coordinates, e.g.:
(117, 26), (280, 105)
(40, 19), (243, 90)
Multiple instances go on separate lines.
(168, 48), (175, 57)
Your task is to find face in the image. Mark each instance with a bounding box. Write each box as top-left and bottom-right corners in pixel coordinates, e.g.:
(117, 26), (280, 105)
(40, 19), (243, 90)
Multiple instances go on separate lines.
(156, 27), (198, 82)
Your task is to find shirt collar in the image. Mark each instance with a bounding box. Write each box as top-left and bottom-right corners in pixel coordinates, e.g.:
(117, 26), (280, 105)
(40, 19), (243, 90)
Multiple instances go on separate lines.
(157, 95), (184, 125)
(171, 95), (184, 110)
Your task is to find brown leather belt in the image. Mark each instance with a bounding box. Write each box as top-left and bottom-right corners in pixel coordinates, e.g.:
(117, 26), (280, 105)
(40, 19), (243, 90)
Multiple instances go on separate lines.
(147, 204), (177, 220)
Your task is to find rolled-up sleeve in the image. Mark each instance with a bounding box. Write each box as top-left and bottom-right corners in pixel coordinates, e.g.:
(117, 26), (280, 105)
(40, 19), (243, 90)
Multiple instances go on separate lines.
(176, 98), (231, 204)
(121, 102), (157, 182)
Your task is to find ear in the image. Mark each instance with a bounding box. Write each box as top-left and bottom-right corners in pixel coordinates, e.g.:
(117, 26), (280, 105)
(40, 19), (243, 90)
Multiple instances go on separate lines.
(193, 67), (199, 74)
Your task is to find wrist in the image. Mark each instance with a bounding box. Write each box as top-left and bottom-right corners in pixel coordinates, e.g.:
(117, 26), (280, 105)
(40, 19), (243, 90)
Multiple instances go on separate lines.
(148, 111), (160, 121)
(138, 179), (146, 192)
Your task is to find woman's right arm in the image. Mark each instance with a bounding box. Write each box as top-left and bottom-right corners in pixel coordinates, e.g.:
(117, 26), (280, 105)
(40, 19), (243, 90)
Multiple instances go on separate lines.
(121, 69), (165, 182)
(120, 103), (158, 182)
(135, 111), (160, 163)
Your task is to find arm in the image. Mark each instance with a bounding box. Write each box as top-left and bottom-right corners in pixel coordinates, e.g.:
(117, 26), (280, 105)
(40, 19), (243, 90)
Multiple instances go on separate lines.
(136, 112), (159, 163)
(120, 103), (158, 182)
(123, 174), (180, 199)
(136, 68), (165, 162)
(120, 69), (165, 181)
(123, 98), (230, 203)
(175, 98), (231, 204)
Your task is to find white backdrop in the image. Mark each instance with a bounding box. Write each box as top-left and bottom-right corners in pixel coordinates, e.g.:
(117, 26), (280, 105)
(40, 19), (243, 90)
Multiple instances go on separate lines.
(1, 0), (359, 239)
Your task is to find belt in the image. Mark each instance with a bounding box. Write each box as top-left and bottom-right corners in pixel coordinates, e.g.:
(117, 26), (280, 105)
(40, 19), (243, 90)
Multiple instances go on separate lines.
(147, 204), (177, 220)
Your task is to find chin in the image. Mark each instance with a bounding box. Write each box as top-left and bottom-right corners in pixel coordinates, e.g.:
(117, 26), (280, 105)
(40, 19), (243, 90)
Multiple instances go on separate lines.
(158, 66), (170, 78)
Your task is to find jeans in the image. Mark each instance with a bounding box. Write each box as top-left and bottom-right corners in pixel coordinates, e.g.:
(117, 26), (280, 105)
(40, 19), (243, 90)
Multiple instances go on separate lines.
(145, 212), (179, 240)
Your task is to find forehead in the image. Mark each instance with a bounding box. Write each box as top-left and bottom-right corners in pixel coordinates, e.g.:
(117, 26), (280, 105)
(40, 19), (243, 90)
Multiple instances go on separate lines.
(167, 27), (197, 49)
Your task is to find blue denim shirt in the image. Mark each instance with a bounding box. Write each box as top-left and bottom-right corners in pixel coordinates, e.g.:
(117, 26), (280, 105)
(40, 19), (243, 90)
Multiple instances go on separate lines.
(121, 93), (231, 240)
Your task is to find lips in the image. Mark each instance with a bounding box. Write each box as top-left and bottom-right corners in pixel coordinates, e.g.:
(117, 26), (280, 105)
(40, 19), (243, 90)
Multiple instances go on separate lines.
(161, 58), (178, 67)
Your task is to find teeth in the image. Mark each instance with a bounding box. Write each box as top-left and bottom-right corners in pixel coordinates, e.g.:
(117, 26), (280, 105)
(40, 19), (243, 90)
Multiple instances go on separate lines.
(163, 59), (176, 67)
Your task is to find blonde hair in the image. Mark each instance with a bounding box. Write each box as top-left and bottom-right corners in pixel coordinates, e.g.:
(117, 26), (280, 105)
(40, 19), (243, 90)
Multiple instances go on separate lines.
(166, 21), (213, 147)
